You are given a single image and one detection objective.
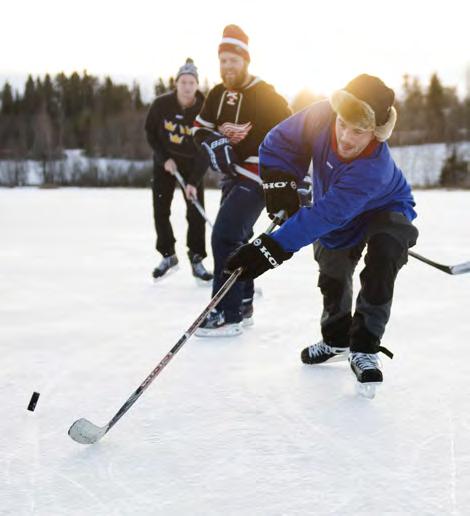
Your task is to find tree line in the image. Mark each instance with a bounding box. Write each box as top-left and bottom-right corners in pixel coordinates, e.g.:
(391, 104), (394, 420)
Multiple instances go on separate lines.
(291, 74), (470, 146)
(0, 71), (195, 162)
(0, 70), (469, 164)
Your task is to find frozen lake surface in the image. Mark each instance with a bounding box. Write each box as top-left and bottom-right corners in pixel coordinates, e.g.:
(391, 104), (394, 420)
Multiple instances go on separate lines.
(1, 187), (469, 515)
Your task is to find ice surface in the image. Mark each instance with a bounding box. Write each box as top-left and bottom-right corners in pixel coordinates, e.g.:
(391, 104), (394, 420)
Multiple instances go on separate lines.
(1, 187), (470, 514)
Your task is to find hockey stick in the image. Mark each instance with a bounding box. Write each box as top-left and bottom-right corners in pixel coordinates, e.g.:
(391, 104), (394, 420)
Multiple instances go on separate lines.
(409, 250), (470, 275)
(68, 211), (286, 444)
(173, 169), (213, 228)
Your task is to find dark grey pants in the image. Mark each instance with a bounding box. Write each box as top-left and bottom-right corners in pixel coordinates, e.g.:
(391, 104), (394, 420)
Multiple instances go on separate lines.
(313, 211), (418, 354)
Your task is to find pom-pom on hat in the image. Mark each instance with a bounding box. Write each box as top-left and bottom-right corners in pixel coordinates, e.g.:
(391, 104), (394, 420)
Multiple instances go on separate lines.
(176, 58), (199, 82)
(218, 24), (250, 62)
(330, 74), (397, 141)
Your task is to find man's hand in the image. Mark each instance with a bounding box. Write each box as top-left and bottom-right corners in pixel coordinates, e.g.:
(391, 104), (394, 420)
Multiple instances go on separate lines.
(185, 184), (197, 201)
(260, 167), (300, 219)
(201, 134), (237, 177)
(225, 233), (293, 280)
(163, 158), (177, 174)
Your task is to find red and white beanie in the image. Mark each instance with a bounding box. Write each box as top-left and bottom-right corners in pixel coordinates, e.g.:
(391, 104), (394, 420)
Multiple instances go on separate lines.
(218, 24), (250, 62)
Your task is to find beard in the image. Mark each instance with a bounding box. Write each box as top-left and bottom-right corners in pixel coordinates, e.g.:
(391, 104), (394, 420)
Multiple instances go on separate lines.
(221, 63), (249, 90)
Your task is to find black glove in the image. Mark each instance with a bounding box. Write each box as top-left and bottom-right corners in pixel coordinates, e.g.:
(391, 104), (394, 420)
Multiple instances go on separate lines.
(201, 134), (237, 177)
(260, 167), (300, 218)
(225, 233), (293, 280)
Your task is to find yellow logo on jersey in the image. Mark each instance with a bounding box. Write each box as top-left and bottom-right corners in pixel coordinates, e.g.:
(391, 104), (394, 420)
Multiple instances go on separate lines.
(164, 120), (177, 132)
(179, 125), (192, 135)
(169, 133), (184, 144)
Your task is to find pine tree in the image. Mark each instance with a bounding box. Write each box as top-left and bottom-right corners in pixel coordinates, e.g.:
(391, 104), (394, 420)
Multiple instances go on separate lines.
(23, 75), (37, 115)
(132, 82), (144, 110)
(154, 77), (166, 96)
(398, 74), (426, 143)
(1, 82), (14, 114)
(42, 74), (57, 118)
(426, 73), (445, 142)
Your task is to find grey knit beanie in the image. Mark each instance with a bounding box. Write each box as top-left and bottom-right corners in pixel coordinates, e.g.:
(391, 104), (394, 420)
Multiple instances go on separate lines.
(176, 58), (199, 82)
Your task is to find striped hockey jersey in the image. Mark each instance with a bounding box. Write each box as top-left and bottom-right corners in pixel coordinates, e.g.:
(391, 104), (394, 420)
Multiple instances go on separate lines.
(193, 77), (290, 184)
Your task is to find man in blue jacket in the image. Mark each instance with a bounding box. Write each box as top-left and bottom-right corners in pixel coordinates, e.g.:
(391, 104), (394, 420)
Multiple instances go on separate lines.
(226, 74), (419, 392)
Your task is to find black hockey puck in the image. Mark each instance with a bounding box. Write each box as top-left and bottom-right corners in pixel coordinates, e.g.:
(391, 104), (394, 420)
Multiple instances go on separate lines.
(27, 392), (40, 412)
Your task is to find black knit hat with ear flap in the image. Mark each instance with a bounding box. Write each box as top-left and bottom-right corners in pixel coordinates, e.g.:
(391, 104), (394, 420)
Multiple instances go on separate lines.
(344, 74), (394, 126)
(330, 74), (397, 141)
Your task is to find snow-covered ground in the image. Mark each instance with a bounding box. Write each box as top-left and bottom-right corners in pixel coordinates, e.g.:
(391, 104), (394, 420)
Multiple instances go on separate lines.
(0, 150), (152, 187)
(1, 187), (470, 515)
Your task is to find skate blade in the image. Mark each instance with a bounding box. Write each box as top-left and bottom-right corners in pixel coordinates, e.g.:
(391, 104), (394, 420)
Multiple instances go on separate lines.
(194, 277), (213, 287)
(242, 317), (254, 328)
(152, 265), (179, 283)
(327, 353), (349, 363)
(195, 325), (243, 338)
(356, 382), (381, 399)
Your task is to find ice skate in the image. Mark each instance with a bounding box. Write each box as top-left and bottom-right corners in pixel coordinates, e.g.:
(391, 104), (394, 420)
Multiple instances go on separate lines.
(195, 309), (242, 337)
(349, 352), (382, 399)
(300, 340), (349, 364)
(152, 254), (179, 280)
(189, 253), (213, 284)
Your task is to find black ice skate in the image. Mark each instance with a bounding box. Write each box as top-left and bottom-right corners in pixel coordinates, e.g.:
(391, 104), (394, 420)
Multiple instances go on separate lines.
(301, 340), (349, 365)
(189, 253), (213, 284)
(195, 309), (242, 337)
(152, 254), (179, 280)
(349, 352), (382, 399)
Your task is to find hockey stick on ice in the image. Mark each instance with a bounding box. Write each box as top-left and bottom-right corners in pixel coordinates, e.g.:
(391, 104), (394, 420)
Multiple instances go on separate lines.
(409, 250), (470, 275)
(68, 211), (286, 444)
(173, 169), (213, 228)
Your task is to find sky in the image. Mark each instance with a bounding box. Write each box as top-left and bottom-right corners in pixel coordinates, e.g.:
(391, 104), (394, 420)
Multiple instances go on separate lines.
(1, 0), (469, 101)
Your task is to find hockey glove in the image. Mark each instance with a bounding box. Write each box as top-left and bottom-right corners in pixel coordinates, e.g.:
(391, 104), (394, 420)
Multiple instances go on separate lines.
(225, 233), (293, 280)
(201, 134), (237, 177)
(260, 167), (300, 219)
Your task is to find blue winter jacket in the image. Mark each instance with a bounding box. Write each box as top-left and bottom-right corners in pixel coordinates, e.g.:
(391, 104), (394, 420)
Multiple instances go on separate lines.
(260, 100), (417, 252)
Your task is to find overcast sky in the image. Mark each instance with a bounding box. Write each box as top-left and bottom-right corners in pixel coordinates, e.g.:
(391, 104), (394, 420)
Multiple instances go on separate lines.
(2, 0), (469, 101)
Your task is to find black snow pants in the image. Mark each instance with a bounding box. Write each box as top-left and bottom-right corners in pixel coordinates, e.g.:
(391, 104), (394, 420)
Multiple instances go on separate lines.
(151, 158), (207, 259)
(313, 211), (419, 354)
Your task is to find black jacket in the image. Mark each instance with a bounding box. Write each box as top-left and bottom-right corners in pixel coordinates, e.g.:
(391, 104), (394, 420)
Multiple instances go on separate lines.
(145, 90), (207, 185)
(193, 77), (291, 183)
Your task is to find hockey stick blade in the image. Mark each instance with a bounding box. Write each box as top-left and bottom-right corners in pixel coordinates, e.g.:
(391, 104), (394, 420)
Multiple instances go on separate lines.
(68, 418), (108, 444)
(450, 261), (470, 275)
(409, 251), (470, 275)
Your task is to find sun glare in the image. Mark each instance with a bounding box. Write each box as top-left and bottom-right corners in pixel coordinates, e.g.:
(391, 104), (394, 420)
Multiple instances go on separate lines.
(0, 0), (468, 99)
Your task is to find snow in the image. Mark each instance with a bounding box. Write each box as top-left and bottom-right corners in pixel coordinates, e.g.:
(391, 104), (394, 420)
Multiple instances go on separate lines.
(1, 187), (470, 515)
(390, 142), (469, 187)
(0, 150), (152, 186)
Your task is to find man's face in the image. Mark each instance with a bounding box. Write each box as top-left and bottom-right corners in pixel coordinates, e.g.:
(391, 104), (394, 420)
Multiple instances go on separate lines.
(219, 51), (248, 89)
(335, 116), (375, 160)
(175, 75), (198, 101)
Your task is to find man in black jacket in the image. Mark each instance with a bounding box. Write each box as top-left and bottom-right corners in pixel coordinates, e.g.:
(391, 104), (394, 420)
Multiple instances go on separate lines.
(193, 25), (291, 336)
(145, 58), (212, 282)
